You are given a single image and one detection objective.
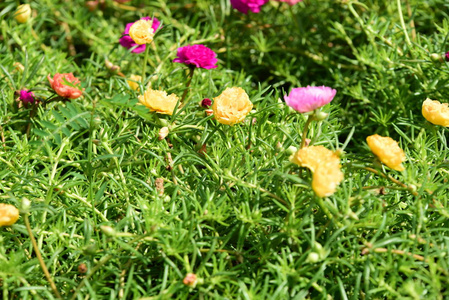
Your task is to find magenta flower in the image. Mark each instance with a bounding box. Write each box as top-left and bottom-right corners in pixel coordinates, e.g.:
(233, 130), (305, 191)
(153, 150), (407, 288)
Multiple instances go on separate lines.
(19, 89), (37, 104)
(284, 86), (337, 113)
(275, 0), (303, 5)
(173, 45), (218, 69)
(230, 0), (268, 14)
(445, 51), (449, 62)
(119, 17), (161, 53)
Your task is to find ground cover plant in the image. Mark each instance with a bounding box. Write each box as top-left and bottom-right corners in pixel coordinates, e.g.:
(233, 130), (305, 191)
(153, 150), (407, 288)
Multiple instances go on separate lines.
(1, 0), (449, 298)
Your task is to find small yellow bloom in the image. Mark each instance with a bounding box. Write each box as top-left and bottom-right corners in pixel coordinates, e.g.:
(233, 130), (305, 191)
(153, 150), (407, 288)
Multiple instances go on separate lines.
(422, 98), (449, 127)
(211, 87), (253, 125)
(138, 88), (179, 115)
(14, 4), (31, 23)
(290, 146), (343, 197)
(0, 204), (19, 226)
(312, 160), (344, 198)
(129, 20), (154, 45)
(289, 145), (339, 172)
(127, 75), (142, 91)
(366, 134), (405, 171)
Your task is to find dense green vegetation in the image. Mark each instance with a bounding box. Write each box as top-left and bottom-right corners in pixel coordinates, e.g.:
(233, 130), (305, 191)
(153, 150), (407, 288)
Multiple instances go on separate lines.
(1, 0), (449, 298)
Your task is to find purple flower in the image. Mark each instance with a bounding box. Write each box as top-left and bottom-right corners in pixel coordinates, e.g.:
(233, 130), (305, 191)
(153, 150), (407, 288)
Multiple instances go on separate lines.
(173, 45), (218, 69)
(446, 51), (449, 62)
(230, 0), (269, 14)
(284, 86), (337, 113)
(119, 17), (161, 53)
(19, 89), (36, 104)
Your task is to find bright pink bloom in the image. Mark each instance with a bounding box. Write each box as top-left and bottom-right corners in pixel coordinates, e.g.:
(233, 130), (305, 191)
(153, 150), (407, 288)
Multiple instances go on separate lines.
(173, 45), (218, 69)
(47, 73), (84, 99)
(275, 0), (303, 5)
(19, 89), (37, 104)
(230, 0), (268, 14)
(284, 86), (337, 113)
(119, 17), (161, 54)
(446, 51), (449, 62)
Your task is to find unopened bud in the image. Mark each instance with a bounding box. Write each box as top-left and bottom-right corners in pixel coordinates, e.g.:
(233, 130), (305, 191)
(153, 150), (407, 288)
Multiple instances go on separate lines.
(158, 127), (169, 140)
(430, 53), (444, 63)
(183, 273), (198, 288)
(314, 111), (329, 121)
(105, 59), (121, 73)
(205, 109), (213, 117)
(286, 145), (297, 156)
(14, 4), (31, 23)
(21, 198), (31, 213)
(200, 98), (212, 108)
(100, 225), (116, 237)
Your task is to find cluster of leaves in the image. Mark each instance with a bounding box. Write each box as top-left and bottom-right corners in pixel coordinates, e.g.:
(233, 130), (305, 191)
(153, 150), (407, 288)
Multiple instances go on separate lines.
(1, 0), (449, 299)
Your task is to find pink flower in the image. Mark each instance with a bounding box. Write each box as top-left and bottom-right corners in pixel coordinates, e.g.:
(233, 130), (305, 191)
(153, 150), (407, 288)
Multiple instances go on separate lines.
(230, 0), (268, 14)
(284, 86), (337, 113)
(446, 51), (449, 62)
(119, 17), (161, 54)
(173, 45), (218, 69)
(47, 73), (84, 99)
(275, 0), (303, 5)
(19, 89), (37, 104)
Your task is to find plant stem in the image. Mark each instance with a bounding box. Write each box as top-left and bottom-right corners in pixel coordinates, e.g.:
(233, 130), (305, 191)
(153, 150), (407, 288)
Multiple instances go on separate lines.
(141, 44), (150, 84)
(23, 213), (62, 299)
(300, 114), (314, 148)
(180, 66), (195, 104)
(361, 166), (418, 196)
(396, 0), (412, 47)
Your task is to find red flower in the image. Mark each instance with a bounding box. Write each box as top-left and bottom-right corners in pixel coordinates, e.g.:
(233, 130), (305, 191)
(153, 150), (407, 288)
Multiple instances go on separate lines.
(47, 73), (83, 99)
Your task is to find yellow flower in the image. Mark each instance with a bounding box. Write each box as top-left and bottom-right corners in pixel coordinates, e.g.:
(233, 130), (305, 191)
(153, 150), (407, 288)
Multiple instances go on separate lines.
(0, 204), (19, 226)
(312, 160), (344, 198)
(422, 98), (449, 127)
(129, 20), (154, 45)
(289, 145), (339, 172)
(138, 88), (179, 115)
(14, 4), (31, 23)
(127, 75), (142, 91)
(366, 134), (405, 171)
(290, 146), (343, 197)
(211, 87), (253, 125)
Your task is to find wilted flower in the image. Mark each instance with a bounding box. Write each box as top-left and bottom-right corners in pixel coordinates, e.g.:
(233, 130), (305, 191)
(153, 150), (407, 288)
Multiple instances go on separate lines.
(173, 45), (218, 70)
(183, 273), (198, 288)
(138, 88), (179, 115)
(366, 134), (406, 171)
(312, 159), (344, 198)
(446, 52), (449, 62)
(422, 98), (449, 127)
(285, 86), (337, 113)
(211, 87), (253, 125)
(19, 89), (37, 104)
(129, 19), (155, 45)
(0, 204), (20, 227)
(127, 74), (142, 91)
(47, 73), (84, 99)
(230, 0), (268, 14)
(275, 0), (303, 5)
(14, 4), (31, 23)
(289, 145), (339, 172)
(119, 17), (161, 53)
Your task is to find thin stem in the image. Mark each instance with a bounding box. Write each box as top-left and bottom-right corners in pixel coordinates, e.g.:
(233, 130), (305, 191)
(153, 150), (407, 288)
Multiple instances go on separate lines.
(300, 114), (314, 148)
(396, 0), (412, 47)
(23, 214), (62, 299)
(141, 44), (150, 84)
(360, 166), (418, 196)
(405, 0), (416, 41)
(180, 66), (195, 104)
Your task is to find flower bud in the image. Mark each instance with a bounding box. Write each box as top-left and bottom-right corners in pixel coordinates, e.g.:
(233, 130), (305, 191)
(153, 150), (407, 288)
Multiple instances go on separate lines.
(430, 53), (444, 63)
(306, 252), (320, 263)
(100, 225), (116, 237)
(14, 4), (31, 23)
(285, 145), (297, 156)
(183, 273), (198, 288)
(200, 98), (212, 108)
(21, 197), (31, 213)
(158, 127), (169, 140)
(313, 111), (329, 121)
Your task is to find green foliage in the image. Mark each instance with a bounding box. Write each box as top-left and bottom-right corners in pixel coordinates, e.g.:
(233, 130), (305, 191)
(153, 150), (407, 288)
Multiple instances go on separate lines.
(0, 0), (449, 299)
